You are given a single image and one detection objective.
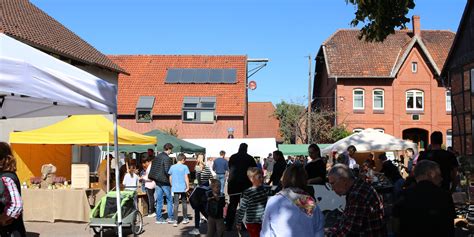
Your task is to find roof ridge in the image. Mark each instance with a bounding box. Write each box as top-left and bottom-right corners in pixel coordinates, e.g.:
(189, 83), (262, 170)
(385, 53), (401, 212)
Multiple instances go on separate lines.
(108, 54), (247, 57)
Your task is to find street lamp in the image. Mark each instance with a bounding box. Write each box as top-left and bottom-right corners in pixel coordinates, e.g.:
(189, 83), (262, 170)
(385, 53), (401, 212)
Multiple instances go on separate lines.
(227, 127), (235, 139)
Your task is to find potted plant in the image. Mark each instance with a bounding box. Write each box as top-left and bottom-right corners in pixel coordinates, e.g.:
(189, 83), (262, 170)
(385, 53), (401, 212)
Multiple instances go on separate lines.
(53, 176), (66, 189)
(29, 177), (42, 189)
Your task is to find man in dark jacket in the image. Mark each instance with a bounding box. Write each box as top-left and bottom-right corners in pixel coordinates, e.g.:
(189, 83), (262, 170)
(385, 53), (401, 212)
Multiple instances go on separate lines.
(225, 143), (257, 231)
(149, 143), (174, 224)
(418, 131), (459, 192)
(393, 160), (455, 237)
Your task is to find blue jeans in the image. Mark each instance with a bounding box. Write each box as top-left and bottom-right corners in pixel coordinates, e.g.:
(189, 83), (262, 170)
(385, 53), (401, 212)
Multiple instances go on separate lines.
(155, 185), (173, 220)
(216, 174), (226, 194)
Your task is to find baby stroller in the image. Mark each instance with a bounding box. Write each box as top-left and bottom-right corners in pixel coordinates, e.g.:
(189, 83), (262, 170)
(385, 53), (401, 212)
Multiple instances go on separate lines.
(89, 189), (143, 237)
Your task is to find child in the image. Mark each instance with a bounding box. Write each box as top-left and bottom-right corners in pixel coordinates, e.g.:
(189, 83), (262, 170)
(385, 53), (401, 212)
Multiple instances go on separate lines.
(206, 179), (226, 237)
(168, 153), (190, 227)
(140, 156), (156, 217)
(236, 167), (268, 237)
(122, 164), (139, 191)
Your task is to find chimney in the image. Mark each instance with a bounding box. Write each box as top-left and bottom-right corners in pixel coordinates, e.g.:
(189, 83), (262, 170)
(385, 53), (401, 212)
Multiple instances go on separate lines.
(412, 15), (420, 37)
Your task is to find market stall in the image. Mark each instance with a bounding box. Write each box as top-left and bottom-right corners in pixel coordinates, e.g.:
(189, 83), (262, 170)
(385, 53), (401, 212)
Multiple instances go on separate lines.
(9, 115), (157, 187)
(108, 129), (205, 153)
(278, 144), (331, 156)
(321, 129), (417, 169)
(1, 33), (142, 232)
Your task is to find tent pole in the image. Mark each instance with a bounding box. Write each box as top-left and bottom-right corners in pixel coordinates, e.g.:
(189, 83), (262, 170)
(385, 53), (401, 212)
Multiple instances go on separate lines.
(107, 142), (110, 192)
(113, 113), (123, 237)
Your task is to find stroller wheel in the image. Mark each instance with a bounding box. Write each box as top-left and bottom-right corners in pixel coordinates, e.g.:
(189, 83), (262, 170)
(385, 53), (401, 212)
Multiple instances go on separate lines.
(92, 227), (101, 235)
(131, 211), (143, 235)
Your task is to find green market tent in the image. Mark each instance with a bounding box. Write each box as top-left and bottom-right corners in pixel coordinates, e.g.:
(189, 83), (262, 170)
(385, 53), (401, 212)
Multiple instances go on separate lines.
(108, 130), (205, 153)
(278, 144), (331, 156)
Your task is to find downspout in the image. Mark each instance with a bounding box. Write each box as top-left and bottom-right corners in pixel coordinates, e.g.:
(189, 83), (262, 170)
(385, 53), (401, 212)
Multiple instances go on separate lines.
(245, 56), (249, 137)
(334, 76), (338, 126)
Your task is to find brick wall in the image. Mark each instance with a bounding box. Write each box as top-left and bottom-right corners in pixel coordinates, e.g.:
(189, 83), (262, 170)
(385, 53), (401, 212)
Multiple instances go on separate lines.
(118, 118), (244, 139)
(335, 46), (452, 141)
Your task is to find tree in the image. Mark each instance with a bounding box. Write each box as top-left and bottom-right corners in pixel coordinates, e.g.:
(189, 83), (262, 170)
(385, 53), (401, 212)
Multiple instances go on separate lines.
(274, 101), (352, 144)
(346, 0), (415, 42)
(274, 101), (306, 144)
(162, 125), (179, 137)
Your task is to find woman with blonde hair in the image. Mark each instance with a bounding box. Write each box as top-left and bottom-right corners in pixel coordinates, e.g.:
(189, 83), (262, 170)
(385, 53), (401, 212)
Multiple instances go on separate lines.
(0, 142), (26, 237)
(189, 153), (213, 235)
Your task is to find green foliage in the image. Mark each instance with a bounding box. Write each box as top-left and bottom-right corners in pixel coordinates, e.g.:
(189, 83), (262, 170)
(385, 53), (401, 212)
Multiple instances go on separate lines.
(274, 101), (305, 144)
(274, 101), (352, 144)
(346, 0), (415, 42)
(330, 126), (352, 142)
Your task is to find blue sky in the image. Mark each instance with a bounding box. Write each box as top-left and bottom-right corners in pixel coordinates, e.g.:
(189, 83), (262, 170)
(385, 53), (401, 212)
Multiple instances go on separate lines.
(32, 0), (467, 105)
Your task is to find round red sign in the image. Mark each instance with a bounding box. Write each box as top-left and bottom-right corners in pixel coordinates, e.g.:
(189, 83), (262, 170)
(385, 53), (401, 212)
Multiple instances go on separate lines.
(248, 80), (257, 90)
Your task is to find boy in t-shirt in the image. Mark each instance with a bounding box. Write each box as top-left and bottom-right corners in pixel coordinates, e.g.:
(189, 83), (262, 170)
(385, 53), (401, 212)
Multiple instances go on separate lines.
(236, 167), (268, 237)
(206, 179), (226, 237)
(122, 164), (139, 191)
(168, 153), (190, 227)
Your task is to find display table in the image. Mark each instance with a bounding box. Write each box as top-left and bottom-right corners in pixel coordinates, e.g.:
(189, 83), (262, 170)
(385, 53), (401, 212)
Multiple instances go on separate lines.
(22, 188), (103, 223)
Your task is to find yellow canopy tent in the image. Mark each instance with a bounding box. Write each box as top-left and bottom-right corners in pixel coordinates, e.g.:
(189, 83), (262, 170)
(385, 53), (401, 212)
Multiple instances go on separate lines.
(9, 115), (157, 183)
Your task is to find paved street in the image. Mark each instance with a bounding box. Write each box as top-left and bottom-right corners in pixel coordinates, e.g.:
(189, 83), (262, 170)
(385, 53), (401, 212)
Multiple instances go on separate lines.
(24, 204), (247, 237)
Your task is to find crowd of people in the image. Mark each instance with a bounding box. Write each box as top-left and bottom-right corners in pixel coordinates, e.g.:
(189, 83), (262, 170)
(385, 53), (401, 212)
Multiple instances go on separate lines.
(0, 130), (464, 236)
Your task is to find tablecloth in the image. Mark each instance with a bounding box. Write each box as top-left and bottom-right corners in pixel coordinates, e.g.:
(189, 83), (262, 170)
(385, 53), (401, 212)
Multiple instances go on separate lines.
(22, 189), (102, 222)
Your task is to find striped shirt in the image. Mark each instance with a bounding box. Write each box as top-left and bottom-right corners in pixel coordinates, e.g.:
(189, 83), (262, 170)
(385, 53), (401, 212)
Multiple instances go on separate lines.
(2, 176), (23, 219)
(195, 165), (213, 185)
(236, 185), (268, 224)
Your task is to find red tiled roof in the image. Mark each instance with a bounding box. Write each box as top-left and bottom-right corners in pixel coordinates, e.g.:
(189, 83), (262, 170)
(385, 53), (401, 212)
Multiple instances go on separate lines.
(108, 55), (247, 116)
(0, 0), (126, 74)
(322, 29), (455, 78)
(247, 102), (282, 140)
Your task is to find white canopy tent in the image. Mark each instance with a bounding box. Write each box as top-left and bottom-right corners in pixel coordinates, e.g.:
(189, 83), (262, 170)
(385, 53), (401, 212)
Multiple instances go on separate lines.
(0, 34), (124, 236)
(321, 129), (417, 155)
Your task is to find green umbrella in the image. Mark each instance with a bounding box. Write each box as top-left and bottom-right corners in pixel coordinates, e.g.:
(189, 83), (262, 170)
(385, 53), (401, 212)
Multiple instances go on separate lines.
(106, 130), (205, 153)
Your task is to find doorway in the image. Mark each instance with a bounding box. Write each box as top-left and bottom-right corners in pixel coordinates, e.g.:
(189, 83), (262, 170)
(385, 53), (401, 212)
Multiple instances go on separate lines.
(403, 128), (429, 150)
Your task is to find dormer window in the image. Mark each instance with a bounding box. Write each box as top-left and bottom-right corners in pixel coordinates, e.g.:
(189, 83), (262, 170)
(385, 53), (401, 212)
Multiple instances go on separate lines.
(136, 96), (155, 123)
(182, 97), (216, 123)
(412, 62), (418, 73)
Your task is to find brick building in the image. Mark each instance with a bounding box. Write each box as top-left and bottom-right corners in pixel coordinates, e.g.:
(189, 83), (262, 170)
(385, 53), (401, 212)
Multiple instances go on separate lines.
(442, 0), (474, 156)
(313, 16), (455, 149)
(109, 55), (250, 139)
(247, 102), (282, 141)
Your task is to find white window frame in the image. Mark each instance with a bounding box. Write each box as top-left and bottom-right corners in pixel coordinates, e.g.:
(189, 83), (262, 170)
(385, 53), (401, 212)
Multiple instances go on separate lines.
(372, 89), (384, 110)
(406, 90), (424, 111)
(446, 91), (451, 112)
(352, 128), (364, 133)
(412, 62), (418, 73)
(353, 89), (365, 110)
(446, 129), (452, 147)
(374, 128), (385, 133)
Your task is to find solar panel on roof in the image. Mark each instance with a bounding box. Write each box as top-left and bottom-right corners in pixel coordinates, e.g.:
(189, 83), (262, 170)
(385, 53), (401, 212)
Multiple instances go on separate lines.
(165, 69), (236, 84)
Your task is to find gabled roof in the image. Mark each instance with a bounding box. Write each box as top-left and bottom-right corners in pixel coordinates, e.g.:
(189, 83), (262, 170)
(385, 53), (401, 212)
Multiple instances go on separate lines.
(321, 29), (454, 78)
(108, 55), (247, 116)
(441, 0), (474, 76)
(0, 0), (126, 74)
(247, 102), (282, 141)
